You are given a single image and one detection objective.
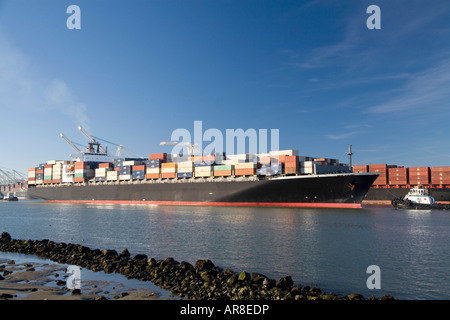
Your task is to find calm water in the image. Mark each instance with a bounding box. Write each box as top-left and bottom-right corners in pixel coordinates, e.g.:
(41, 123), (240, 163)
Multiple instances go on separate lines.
(1, 199), (449, 300)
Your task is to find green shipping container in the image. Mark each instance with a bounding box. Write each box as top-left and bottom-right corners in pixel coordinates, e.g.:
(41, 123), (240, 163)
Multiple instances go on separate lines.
(44, 175), (52, 180)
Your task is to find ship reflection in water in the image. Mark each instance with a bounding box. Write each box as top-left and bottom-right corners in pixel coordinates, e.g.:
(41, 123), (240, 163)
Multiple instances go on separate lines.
(1, 200), (450, 300)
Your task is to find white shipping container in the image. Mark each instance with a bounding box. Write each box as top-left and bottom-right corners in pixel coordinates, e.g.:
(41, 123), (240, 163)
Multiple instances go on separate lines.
(269, 149), (299, 156)
(146, 167), (161, 174)
(119, 174), (132, 180)
(235, 163), (256, 169)
(195, 166), (213, 172)
(195, 171), (212, 177)
(161, 168), (177, 173)
(178, 161), (195, 168)
(75, 168), (94, 175)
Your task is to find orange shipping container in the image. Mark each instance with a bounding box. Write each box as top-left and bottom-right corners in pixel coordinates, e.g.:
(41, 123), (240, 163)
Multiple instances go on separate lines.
(149, 153), (167, 160)
(146, 173), (160, 179)
(161, 172), (176, 179)
(99, 163), (113, 168)
(259, 156), (271, 164)
(213, 170), (233, 177)
(235, 168), (255, 176)
(132, 165), (146, 171)
(75, 162), (88, 169)
(161, 162), (177, 168)
(74, 177), (85, 183)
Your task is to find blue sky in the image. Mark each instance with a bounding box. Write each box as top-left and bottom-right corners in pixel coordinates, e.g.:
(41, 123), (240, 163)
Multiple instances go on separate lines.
(1, 0), (450, 175)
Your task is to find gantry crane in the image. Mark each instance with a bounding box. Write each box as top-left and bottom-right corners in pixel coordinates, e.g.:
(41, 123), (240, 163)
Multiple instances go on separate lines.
(160, 141), (200, 155)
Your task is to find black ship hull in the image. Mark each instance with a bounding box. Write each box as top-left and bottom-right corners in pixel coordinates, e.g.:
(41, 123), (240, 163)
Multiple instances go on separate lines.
(28, 173), (378, 208)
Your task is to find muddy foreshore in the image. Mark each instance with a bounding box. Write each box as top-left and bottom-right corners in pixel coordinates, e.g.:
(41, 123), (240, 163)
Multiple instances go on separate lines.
(0, 232), (395, 300)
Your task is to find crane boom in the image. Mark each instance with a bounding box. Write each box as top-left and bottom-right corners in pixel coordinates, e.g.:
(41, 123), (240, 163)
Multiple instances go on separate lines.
(160, 141), (200, 155)
(60, 133), (82, 153)
(78, 126), (107, 154)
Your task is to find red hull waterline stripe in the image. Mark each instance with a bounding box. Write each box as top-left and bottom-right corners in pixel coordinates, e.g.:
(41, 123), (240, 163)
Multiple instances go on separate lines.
(46, 200), (361, 208)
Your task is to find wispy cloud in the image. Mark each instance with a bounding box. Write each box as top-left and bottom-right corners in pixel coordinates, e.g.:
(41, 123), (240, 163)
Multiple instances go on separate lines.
(326, 131), (358, 140)
(0, 29), (90, 129)
(367, 57), (450, 114)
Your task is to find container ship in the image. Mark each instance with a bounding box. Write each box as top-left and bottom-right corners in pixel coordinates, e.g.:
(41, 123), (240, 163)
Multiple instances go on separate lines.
(26, 139), (378, 208)
(353, 164), (450, 204)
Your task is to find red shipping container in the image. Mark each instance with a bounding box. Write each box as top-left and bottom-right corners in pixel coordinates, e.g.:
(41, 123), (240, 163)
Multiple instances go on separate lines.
(284, 167), (298, 174)
(353, 165), (368, 173)
(29, 167), (36, 172)
(389, 167), (408, 174)
(431, 166), (450, 173)
(44, 164), (53, 169)
(74, 177), (85, 183)
(369, 164), (388, 172)
(149, 153), (167, 160)
(409, 167), (430, 172)
(132, 165), (146, 171)
(52, 179), (61, 184)
(285, 155), (299, 163)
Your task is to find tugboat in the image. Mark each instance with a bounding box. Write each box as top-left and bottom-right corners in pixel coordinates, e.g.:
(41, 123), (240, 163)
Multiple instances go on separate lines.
(3, 193), (19, 201)
(391, 186), (450, 210)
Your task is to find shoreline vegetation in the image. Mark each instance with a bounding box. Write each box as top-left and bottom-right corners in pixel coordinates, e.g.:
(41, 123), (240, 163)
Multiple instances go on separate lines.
(0, 232), (395, 301)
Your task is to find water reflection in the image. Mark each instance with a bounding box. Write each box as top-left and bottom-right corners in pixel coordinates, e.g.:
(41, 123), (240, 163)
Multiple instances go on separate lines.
(1, 200), (450, 299)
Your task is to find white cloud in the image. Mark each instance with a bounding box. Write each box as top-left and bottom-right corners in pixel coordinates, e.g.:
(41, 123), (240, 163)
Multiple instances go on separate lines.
(0, 29), (90, 130)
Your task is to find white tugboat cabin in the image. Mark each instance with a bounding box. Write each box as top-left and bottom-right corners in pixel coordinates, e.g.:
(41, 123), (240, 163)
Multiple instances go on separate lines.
(404, 186), (436, 205)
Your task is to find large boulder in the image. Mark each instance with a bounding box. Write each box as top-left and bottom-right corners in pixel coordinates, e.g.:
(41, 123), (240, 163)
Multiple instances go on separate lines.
(195, 259), (215, 271)
(1, 232), (11, 241)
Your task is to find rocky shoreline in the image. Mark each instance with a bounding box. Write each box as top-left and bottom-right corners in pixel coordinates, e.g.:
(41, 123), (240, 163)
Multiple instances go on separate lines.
(0, 232), (395, 300)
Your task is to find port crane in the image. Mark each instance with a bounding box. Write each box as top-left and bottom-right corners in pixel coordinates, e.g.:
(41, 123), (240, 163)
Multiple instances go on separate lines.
(160, 141), (200, 156)
(60, 126), (143, 160)
(0, 168), (27, 185)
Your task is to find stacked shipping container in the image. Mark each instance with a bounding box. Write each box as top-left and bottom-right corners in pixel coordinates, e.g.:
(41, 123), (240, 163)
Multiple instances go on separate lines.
(388, 167), (408, 186)
(28, 150), (353, 186)
(353, 164), (450, 187)
(431, 167), (450, 185)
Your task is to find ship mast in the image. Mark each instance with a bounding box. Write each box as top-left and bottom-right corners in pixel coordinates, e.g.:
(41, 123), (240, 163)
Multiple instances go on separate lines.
(346, 144), (354, 170)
